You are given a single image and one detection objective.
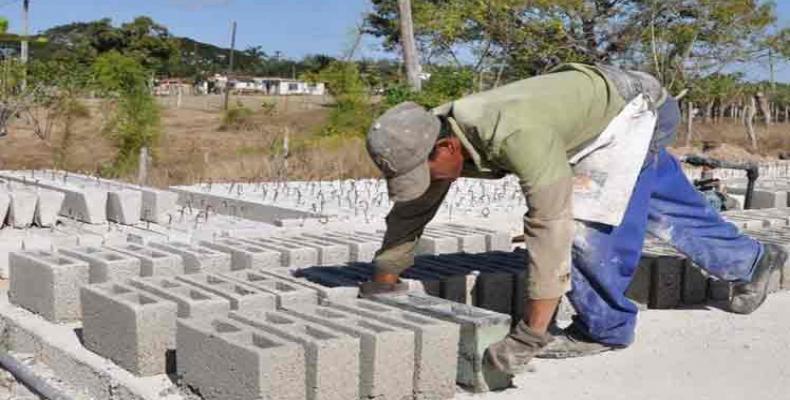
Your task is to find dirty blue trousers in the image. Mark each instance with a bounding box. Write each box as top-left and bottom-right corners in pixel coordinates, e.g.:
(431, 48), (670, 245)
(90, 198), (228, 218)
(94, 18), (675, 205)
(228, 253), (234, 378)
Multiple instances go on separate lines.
(567, 98), (763, 347)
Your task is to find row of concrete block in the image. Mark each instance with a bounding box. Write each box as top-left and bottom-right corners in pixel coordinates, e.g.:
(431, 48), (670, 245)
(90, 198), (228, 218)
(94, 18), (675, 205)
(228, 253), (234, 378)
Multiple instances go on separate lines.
(0, 170), (179, 225)
(722, 207), (790, 229)
(8, 238), (368, 323)
(80, 277), (511, 399)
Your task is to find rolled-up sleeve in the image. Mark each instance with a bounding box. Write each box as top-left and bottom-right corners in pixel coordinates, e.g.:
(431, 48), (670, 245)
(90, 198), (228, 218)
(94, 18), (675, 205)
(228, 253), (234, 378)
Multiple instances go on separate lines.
(373, 180), (452, 275)
(502, 130), (574, 299)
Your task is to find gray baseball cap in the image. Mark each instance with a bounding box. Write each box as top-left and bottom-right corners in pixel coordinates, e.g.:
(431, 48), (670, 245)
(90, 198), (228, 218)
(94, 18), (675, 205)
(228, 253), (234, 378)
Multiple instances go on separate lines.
(367, 102), (441, 202)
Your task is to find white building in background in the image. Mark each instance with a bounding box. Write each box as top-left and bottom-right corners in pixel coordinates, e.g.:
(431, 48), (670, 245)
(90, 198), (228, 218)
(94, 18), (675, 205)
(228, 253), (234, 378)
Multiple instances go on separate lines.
(206, 75), (326, 96)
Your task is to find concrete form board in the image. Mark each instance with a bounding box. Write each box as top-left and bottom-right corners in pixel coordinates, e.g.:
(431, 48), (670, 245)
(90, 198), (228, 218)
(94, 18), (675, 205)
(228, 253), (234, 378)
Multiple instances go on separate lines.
(7, 190), (37, 228)
(80, 283), (177, 376)
(176, 273), (277, 311)
(60, 247), (142, 284)
(33, 189), (65, 227)
(106, 244), (184, 277)
(284, 305), (415, 400)
(9, 251), (89, 322)
(230, 310), (360, 400)
(221, 269), (319, 309)
(176, 317), (306, 400)
(370, 293), (512, 393)
(328, 300), (459, 400)
(149, 241), (232, 274)
(106, 190), (143, 225)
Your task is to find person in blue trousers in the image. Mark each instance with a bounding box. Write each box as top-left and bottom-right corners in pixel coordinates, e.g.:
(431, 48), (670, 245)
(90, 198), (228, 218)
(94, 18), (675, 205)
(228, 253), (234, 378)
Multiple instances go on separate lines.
(538, 96), (787, 358)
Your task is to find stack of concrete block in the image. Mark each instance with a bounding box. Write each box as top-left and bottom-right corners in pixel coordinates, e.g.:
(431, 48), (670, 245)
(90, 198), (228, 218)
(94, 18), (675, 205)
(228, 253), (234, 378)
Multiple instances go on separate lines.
(60, 246), (141, 283)
(9, 250), (89, 322)
(80, 282), (178, 376)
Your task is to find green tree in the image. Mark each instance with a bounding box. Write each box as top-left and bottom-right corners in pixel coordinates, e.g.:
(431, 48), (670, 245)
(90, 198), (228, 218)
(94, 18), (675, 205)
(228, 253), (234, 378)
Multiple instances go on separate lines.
(92, 51), (161, 177)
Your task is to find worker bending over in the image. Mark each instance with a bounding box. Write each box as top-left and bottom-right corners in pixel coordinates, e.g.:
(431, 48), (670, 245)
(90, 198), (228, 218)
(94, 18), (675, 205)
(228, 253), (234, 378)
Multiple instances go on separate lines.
(363, 63), (786, 374)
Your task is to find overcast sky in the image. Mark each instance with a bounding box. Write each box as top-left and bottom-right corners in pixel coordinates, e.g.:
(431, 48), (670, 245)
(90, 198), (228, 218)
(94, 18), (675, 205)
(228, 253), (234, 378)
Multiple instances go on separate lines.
(2, 0), (788, 82)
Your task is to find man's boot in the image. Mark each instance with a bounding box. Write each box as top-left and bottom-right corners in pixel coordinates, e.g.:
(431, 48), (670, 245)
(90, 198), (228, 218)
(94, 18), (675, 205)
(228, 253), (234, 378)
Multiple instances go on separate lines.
(537, 324), (623, 359)
(484, 320), (551, 375)
(729, 243), (788, 315)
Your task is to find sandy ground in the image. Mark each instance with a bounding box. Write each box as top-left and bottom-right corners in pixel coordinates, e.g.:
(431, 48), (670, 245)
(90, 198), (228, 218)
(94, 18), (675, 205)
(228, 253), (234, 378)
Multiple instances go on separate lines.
(459, 291), (790, 400)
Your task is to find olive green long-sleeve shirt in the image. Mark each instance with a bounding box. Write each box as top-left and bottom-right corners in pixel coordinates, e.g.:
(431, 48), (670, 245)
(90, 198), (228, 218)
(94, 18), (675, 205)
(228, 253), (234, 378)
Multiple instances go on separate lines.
(374, 63), (627, 299)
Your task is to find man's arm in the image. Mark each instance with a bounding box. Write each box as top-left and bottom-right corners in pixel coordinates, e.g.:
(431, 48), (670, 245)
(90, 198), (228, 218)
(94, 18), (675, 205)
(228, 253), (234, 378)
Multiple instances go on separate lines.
(373, 180), (452, 277)
(500, 130), (574, 300)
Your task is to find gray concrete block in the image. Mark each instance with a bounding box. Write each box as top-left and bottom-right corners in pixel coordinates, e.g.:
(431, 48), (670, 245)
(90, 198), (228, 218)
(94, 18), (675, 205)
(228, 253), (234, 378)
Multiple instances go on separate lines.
(370, 292), (512, 393)
(106, 243), (184, 277)
(177, 317), (306, 400)
(176, 273), (277, 311)
(444, 224), (512, 251)
(626, 256), (653, 309)
(237, 236), (318, 268)
(9, 251), (90, 322)
(139, 188), (179, 224)
(253, 269), (360, 304)
(0, 191), (9, 226)
(751, 190), (787, 209)
(106, 190), (142, 224)
(149, 241), (232, 274)
(60, 247), (141, 283)
(200, 238), (281, 270)
(285, 304), (415, 400)
(426, 228), (487, 254)
(416, 233), (458, 255)
(682, 262), (709, 305)
(222, 269), (319, 309)
(280, 236), (350, 266)
(230, 310), (359, 400)
(328, 299), (459, 400)
(33, 189), (65, 227)
(649, 255), (684, 309)
(7, 190), (37, 228)
(708, 278), (732, 301)
(80, 282), (177, 376)
(128, 277), (230, 318)
(305, 232), (379, 262)
(59, 186), (108, 224)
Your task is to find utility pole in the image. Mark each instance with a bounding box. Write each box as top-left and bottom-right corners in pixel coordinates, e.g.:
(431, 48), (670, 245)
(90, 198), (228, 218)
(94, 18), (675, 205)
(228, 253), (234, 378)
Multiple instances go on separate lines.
(397, 0), (421, 92)
(20, 0), (29, 90)
(223, 21), (237, 111)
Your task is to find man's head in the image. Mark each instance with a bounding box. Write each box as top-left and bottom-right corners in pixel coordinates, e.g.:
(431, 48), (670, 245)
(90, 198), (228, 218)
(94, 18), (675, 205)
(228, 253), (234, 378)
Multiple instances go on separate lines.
(367, 102), (465, 202)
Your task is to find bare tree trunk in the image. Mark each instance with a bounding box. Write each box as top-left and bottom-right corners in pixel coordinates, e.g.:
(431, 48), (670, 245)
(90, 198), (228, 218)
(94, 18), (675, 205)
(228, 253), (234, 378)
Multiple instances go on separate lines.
(756, 92), (771, 125)
(746, 97), (758, 150)
(398, 0), (421, 92)
(785, 106), (789, 124)
(704, 101), (713, 123)
(686, 101), (694, 146)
